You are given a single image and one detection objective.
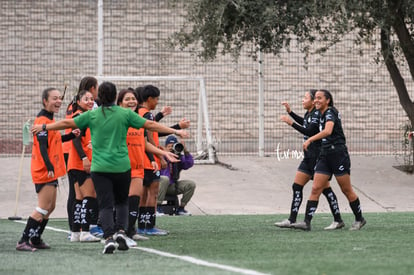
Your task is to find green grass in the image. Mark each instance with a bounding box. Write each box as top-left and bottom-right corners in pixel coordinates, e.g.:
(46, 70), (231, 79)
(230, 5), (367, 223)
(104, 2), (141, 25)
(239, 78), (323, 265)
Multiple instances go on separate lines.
(1, 213), (414, 275)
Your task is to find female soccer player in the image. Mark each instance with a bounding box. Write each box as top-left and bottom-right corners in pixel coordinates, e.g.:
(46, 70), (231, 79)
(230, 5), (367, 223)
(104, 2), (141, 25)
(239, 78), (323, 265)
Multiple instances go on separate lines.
(67, 90), (100, 242)
(292, 89), (366, 231)
(31, 82), (189, 254)
(16, 88), (79, 252)
(117, 88), (178, 242)
(275, 90), (344, 230)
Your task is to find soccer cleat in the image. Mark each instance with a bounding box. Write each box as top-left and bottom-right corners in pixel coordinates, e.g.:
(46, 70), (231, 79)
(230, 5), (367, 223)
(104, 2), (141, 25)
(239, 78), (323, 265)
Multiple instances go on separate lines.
(102, 238), (117, 254)
(274, 219), (293, 228)
(113, 230), (129, 251)
(70, 232), (81, 242)
(291, 221), (311, 231)
(131, 233), (149, 241)
(16, 241), (37, 252)
(324, 221), (345, 230)
(349, 218), (367, 231)
(145, 227), (169, 236)
(124, 236), (137, 247)
(90, 226), (104, 238)
(30, 239), (51, 249)
(176, 207), (192, 216)
(136, 228), (146, 235)
(80, 231), (101, 242)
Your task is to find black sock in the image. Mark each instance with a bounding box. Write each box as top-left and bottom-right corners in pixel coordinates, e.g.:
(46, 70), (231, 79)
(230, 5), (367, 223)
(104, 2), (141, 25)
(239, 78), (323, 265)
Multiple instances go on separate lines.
(138, 207), (149, 230)
(81, 197), (94, 232)
(304, 200), (318, 224)
(19, 217), (41, 244)
(31, 219), (48, 244)
(72, 199), (82, 232)
(127, 196), (140, 236)
(288, 183), (303, 223)
(148, 207), (156, 230)
(322, 187), (342, 222)
(349, 198), (363, 221)
(67, 174), (75, 231)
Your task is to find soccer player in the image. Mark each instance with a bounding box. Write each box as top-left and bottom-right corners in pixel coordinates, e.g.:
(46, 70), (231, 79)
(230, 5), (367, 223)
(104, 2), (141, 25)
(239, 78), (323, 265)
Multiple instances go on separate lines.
(16, 88), (79, 252)
(292, 89), (366, 231)
(31, 82), (189, 254)
(275, 90), (344, 230)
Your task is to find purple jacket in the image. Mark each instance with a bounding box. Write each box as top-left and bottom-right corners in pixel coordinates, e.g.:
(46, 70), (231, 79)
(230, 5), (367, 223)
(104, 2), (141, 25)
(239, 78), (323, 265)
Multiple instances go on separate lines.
(160, 153), (194, 184)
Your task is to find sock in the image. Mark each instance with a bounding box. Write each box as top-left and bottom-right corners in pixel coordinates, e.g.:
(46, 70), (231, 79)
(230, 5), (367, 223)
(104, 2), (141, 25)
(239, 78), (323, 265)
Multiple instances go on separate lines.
(72, 199), (82, 232)
(81, 197), (95, 232)
(128, 196), (140, 236)
(31, 219), (48, 244)
(288, 183), (303, 223)
(349, 198), (363, 221)
(322, 187), (342, 222)
(19, 216), (41, 244)
(304, 200), (318, 224)
(148, 207), (156, 230)
(138, 207), (152, 230)
(67, 174), (75, 231)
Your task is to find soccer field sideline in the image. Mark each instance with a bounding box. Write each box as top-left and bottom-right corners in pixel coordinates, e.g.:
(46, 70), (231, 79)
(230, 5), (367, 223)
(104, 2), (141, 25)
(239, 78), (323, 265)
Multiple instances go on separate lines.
(13, 219), (269, 275)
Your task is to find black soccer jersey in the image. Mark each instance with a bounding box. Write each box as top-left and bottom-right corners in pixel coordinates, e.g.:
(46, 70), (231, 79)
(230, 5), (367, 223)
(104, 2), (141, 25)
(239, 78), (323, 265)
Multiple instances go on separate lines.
(319, 107), (346, 149)
(290, 108), (321, 158)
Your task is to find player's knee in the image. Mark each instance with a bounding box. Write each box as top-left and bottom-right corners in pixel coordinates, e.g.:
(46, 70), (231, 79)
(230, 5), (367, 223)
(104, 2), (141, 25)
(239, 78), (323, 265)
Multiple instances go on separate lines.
(35, 206), (49, 217)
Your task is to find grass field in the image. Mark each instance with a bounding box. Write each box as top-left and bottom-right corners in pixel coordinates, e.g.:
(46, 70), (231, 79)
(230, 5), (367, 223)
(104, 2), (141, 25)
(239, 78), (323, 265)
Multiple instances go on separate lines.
(1, 212), (414, 275)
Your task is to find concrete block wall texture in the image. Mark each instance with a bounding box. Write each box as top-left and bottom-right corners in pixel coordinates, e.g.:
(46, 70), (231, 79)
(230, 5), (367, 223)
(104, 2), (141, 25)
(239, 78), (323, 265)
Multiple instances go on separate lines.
(0, 0), (410, 156)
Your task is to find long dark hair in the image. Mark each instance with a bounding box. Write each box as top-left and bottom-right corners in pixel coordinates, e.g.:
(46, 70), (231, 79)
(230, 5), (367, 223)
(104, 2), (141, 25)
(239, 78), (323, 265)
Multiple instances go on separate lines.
(309, 89), (317, 100)
(66, 76), (98, 113)
(318, 89), (334, 107)
(71, 90), (90, 113)
(78, 76), (98, 92)
(98, 81), (117, 117)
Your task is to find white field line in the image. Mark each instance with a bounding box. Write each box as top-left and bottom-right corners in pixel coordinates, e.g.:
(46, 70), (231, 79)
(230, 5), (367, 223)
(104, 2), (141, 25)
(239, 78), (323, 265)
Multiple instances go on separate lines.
(14, 220), (270, 275)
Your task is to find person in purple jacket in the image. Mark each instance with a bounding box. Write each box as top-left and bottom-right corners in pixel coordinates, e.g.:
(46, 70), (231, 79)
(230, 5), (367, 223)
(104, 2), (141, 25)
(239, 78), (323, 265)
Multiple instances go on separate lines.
(157, 135), (196, 216)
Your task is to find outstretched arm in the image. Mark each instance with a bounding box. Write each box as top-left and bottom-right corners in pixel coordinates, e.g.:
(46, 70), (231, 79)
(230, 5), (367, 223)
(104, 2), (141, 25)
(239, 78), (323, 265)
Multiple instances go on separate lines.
(143, 120), (189, 138)
(32, 119), (77, 134)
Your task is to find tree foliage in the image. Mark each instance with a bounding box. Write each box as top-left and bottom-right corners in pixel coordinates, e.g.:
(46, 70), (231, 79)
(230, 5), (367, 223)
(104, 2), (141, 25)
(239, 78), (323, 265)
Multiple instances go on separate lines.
(171, 0), (414, 127)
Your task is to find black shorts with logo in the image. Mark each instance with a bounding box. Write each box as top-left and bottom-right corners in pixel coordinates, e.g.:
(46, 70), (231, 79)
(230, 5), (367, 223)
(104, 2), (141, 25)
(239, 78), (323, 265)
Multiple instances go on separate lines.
(297, 156), (317, 177)
(314, 146), (351, 176)
(68, 169), (91, 187)
(143, 169), (161, 187)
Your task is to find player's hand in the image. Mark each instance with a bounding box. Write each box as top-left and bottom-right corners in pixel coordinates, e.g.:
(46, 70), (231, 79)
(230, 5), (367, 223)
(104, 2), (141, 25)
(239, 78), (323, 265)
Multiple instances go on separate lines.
(72, 129), (81, 137)
(161, 106), (172, 117)
(151, 161), (159, 172)
(178, 118), (190, 129)
(83, 158), (91, 173)
(165, 151), (180, 163)
(280, 115), (293, 126)
(281, 102), (291, 113)
(303, 140), (311, 151)
(175, 129), (190, 138)
(31, 124), (43, 135)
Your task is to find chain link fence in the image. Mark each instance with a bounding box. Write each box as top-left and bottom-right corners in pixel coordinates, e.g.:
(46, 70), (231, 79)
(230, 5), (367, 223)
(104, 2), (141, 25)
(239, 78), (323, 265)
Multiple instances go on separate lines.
(0, 0), (411, 157)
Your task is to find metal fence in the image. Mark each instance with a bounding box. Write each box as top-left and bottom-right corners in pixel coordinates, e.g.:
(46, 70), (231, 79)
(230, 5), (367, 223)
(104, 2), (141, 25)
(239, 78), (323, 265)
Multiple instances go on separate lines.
(0, 0), (411, 157)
